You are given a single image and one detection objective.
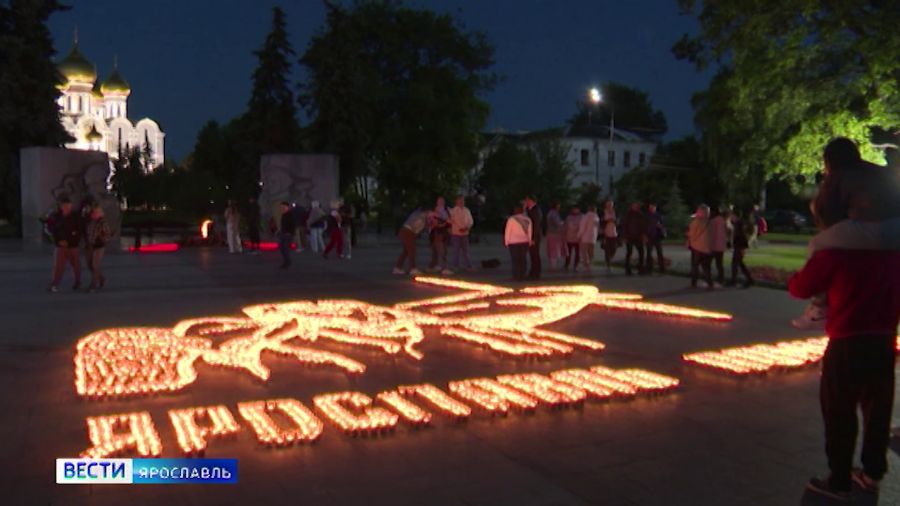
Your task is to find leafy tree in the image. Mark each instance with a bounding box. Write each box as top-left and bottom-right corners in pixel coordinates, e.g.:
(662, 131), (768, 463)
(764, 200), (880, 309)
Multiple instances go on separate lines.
(663, 180), (690, 238)
(111, 146), (147, 207)
(0, 0), (72, 232)
(569, 81), (667, 135)
(300, 0), (497, 215)
(674, 0), (900, 200)
(574, 182), (602, 210)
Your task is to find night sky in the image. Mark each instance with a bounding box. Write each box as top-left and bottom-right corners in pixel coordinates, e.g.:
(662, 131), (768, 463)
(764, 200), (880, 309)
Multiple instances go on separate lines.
(49, 0), (713, 162)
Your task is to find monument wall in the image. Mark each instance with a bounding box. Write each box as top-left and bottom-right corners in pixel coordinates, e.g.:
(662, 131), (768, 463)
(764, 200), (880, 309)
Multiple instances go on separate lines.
(20, 147), (121, 249)
(258, 154), (340, 233)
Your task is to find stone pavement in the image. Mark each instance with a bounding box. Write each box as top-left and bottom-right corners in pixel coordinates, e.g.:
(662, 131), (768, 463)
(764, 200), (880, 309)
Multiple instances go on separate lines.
(0, 239), (897, 505)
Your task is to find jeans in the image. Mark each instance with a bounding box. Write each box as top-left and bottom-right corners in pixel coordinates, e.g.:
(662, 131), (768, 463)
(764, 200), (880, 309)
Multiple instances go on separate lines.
(625, 240), (644, 274)
(564, 241), (580, 269)
(51, 246), (81, 288)
(341, 227), (352, 258)
(602, 237), (618, 268)
(711, 251), (725, 284)
(690, 249), (712, 287)
(450, 234), (472, 269)
(430, 233), (448, 270)
(508, 243), (528, 280)
(645, 240), (665, 273)
(396, 228), (417, 271)
(820, 335), (896, 489)
(278, 233), (293, 267)
(528, 241), (541, 279)
(730, 248), (752, 284)
(86, 247), (105, 288)
(309, 228), (325, 253)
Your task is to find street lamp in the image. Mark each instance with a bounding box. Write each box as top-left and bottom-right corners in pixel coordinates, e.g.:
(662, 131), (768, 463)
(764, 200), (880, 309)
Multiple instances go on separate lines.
(591, 87), (615, 198)
(588, 88), (602, 188)
(588, 87), (601, 125)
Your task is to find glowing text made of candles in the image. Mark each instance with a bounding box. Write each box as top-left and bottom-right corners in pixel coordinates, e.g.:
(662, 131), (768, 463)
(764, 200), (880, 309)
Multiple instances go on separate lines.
(74, 277), (730, 399)
(79, 364), (680, 457)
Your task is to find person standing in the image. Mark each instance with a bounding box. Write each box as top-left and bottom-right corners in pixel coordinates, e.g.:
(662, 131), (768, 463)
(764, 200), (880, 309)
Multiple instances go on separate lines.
(504, 204), (532, 281)
(644, 203), (666, 274)
(524, 195), (542, 279)
(246, 197), (261, 253)
(448, 196), (475, 272)
(338, 199), (354, 259)
(84, 204), (110, 292)
(688, 204), (714, 289)
(622, 202), (647, 276)
(224, 200), (243, 253)
(709, 206), (728, 285)
(601, 200), (619, 274)
(394, 206), (428, 275)
(727, 210), (754, 287)
(577, 205), (600, 273)
(322, 208), (344, 259)
(307, 201), (326, 253)
(788, 241), (900, 500)
(545, 202), (565, 270)
(277, 202), (295, 269)
(48, 196), (82, 292)
(563, 206), (582, 271)
(293, 203), (310, 253)
(747, 204), (761, 248)
(428, 197), (451, 274)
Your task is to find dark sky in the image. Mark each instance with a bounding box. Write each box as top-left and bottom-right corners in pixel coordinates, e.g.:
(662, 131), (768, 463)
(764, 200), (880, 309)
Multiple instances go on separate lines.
(49, 0), (713, 162)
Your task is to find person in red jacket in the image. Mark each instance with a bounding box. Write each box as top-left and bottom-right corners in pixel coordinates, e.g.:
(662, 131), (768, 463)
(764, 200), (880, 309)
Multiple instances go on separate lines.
(788, 248), (900, 500)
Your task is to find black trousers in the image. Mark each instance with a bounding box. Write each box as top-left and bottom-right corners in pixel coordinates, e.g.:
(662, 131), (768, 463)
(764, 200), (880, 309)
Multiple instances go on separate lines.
(711, 251), (725, 284)
(625, 240), (644, 274)
(820, 335), (896, 489)
(730, 248), (752, 284)
(645, 240), (665, 273)
(564, 242), (580, 269)
(509, 243), (529, 280)
(528, 241), (541, 279)
(690, 249), (712, 287)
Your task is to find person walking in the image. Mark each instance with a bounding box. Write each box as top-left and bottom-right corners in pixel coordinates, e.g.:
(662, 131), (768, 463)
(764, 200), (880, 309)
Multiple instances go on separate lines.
(644, 203), (666, 274)
(277, 202), (295, 269)
(788, 236), (900, 500)
(48, 196), (82, 292)
(524, 196), (543, 279)
(622, 202), (647, 276)
(428, 197), (451, 274)
(577, 205), (600, 273)
(322, 207), (344, 259)
(504, 204), (532, 281)
(246, 197), (261, 253)
(601, 200), (619, 274)
(688, 204), (714, 289)
(224, 200), (243, 253)
(307, 201), (326, 253)
(394, 206), (429, 275)
(448, 196), (475, 272)
(563, 206), (582, 271)
(727, 210), (754, 287)
(338, 199), (354, 259)
(84, 204), (111, 292)
(709, 206), (728, 285)
(544, 202), (565, 270)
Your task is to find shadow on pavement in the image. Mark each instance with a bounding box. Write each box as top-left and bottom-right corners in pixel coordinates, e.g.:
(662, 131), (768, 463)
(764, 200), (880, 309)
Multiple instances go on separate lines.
(800, 489), (879, 505)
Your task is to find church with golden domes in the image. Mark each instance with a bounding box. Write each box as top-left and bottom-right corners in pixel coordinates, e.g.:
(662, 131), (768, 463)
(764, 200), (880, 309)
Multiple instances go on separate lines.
(56, 34), (165, 167)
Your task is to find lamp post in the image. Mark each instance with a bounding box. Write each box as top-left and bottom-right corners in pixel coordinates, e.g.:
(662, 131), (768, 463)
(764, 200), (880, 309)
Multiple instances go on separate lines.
(589, 88), (601, 187)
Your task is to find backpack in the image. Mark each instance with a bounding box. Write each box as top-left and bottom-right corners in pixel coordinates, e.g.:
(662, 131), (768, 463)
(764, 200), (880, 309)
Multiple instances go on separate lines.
(757, 216), (768, 235)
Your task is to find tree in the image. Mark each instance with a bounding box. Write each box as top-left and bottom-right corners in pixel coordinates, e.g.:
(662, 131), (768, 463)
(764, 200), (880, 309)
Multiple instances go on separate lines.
(0, 0), (72, 232)
(569, 82), (667, 135)
(674, 0), (900, 199)
(300, 0), (497, 215)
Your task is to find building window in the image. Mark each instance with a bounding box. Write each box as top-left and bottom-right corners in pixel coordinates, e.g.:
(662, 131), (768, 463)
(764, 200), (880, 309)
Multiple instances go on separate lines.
(624, 151), (631, 168)
(580, 149), (590, 166)
(607, 150), (615, 167)
(639, 152), (646, 166)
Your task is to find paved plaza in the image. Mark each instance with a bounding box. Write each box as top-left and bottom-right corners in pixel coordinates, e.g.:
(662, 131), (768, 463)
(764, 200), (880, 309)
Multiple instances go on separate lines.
(0, 238), (897, 505)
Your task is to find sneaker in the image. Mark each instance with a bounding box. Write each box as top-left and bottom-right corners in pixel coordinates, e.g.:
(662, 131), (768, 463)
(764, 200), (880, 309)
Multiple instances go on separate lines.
(792, 303), (827, 329)
(409, 268), (422, 276)
(806, 477), (851, 501)
(851, 469), (880, 493)
(48, 285), (59, 293)
(392, 268), (405, 275)
(441, 269), (454, 275)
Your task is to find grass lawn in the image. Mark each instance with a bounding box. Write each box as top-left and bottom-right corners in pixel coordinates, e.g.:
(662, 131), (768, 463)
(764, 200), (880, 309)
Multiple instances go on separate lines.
(764, 232), (814, 244)
(743, 244), (808, 271)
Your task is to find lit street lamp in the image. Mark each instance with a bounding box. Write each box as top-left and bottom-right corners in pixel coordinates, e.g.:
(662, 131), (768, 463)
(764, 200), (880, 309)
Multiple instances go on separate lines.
(588, 87), (602, 188)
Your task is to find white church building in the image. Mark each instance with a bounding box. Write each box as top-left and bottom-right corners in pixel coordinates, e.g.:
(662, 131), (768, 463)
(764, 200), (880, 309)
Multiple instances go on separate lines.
(55, 36), (165, 167)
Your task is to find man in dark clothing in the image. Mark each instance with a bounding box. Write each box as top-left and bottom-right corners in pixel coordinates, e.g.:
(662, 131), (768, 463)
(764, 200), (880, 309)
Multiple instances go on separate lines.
(278, 202), (295, 269)
(644, 203), (666, 274)
(246, 197), (261, 253)
(622, 202), (648, 276)
(48, 197), (82, 292)
(524, 196), (542, 279)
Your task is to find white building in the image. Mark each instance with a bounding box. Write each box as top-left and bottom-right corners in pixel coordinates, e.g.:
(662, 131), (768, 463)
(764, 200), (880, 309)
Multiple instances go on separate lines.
(478, 124), (658, 195)
(55, 37), (165, 167)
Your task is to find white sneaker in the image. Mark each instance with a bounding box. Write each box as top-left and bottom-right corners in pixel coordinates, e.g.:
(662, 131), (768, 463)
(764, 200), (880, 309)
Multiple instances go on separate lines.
(791, 303), (827, 329)
(409, 268), (422, 276)
(441, 269), (454, 275)
(392, 268), (405, 275)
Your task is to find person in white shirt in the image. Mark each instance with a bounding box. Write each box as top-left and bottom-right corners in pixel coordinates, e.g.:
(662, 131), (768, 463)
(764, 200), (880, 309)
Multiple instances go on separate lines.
(504, 204), (532, 281)
(577, 205), (600, 272)
(448, 196), (475, 271)
(224, 200), (242, 254)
